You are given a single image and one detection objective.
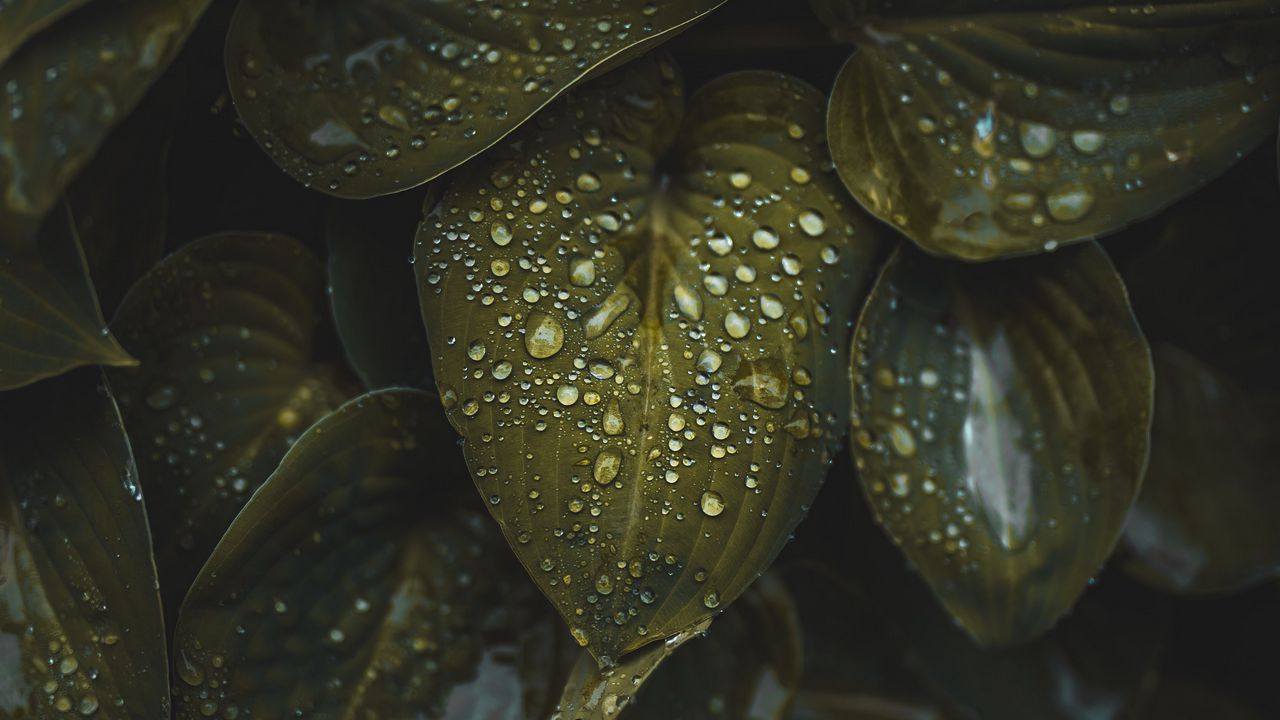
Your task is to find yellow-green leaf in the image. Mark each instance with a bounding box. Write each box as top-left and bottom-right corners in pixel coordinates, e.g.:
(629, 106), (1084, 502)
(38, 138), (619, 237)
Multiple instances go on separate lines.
(172, 389), (564, 719)
(0, 0), (211, 236)
(106, 233), (347, 620)
(416, 54), (884, 663)
(819, 0), (1280, 260)
(224, 0), (726, 199)
(850, 242), (1152, 645)
(0, 0), (91, 65)
(0, 205), (135, 391)
(0, 368), (169, 718)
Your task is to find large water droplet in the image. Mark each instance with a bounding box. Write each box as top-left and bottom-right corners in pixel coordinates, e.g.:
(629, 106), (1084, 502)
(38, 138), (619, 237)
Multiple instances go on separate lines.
(524, 312), (565, 358)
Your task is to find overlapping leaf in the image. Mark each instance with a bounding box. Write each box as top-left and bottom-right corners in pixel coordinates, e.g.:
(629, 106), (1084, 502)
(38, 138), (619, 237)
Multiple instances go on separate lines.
(417, 54), (883, 662)
(850, 242), (1152, 644)
(0, 368), (169, 718)
(0, 0), (91, 65)
(327, 193), (436, 390)
(0, 0), (211, 237)
(0, 205), (135, 391)
(173, 389), (566, 719)
(224, 0), (726, 199)
(106, 233), (347, 618)
(1119, 169), (1280, 593)
(817, 0), (1280, 260)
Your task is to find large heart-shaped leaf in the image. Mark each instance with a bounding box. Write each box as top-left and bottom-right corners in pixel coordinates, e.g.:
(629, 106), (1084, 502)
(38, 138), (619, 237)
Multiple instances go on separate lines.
(849, 242), (1152, 645)
(818, 0), (1280, 260)
(224, 0), (726, 199)
(106, 233), (348, 619)
(173, 389), (567, 719)
(416, 54), (884, 663)
(1117, 166), (1280, 593)
(327, 193), (436, 390)
(0, 205), (135, 391)
(0, 0), (211, 236)
(0, 368), (169, 718)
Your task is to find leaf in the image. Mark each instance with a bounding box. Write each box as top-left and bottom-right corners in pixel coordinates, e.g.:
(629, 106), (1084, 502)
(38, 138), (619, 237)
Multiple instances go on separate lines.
(0, 0), (92, 65)
(554, 574), (800, 720)
(849, 242), (1153, 645)
(223, 0), (726, 199)
(819, 0), (1280, 260)
(0, 204), (136, 391)
(1117, 166), (1280, 593)
(106, 233), (348, 620)
(0, 368), (169, 718)
(327, 192), (435, 390)
(0, 0), (212, 236)
(416, 54), (884, 663)
(172, 389), (566, 720)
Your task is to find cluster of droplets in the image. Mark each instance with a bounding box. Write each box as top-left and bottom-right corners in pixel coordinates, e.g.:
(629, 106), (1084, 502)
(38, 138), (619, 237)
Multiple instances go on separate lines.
(229, 0), (710, 195)
(873, 15), (1276, 253)
(415, 61), (874, 654)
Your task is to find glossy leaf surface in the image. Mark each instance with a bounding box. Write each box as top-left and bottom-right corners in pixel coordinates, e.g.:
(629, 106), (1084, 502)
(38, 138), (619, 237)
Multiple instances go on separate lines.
(416, 55), (883, 662)
(0, 206), (135, 391)
(819, 0), (1280, 260)
(1119, 171), (1280, 593)
(0, 368), (169, 718)
(173, 389), (563, 719)
(0, 0), (211, 235)
(327, 193), (435, 390)
(225, 0), (726, 199)
(850, 242), (1152, 644)
(106, 233), (346, 618)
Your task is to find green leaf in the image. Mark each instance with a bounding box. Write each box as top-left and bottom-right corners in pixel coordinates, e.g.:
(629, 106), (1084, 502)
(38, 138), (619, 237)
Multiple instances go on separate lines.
(0, 0), (92, 65)
(849, 242), (1152, 645)
(106, 233), (347, 620)
(326, 193), (436, 390)
(223, 0), (726, 199)
(0, 205), (136, 391)
(0, 368), (169, 718)
(1117, 166), (1280, 593)
(819, 0), (1280, 260)
(416, 54), (884, 663)
(0, 0), (212, 236)
(172, 389), (565, 719)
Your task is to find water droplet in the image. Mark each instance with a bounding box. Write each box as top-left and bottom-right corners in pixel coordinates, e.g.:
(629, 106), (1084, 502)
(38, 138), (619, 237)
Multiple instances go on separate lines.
(556, 385), (580, 406)
(700, 491), (725, 517)
(585, 290), (631, 339)
(751, 226), (780, 250)
(760, 294), (784, 320)
(602, 399), (624, 435)
(729, 170), (752, 189)
(707, 233), (734, 256)
(1046, 184), (1096, 222)
(490, 222), (513, 246)
(569, 257), (596, 286)
(466, 340), (487, 362)
(673, 284), (702, 320)
(798, 210), (826, 237)
(576, 172), (602, 192)
(1018, 122), (1057, 158)
(524, 312), (565, 358)
(594, 449), (622, 483)
(1070, 130), (1106, 155)
(733, 358), (789, 410)
(703, 590), (721, 609)
(724, 311), (750, 339)
(697, 349), (722, 373)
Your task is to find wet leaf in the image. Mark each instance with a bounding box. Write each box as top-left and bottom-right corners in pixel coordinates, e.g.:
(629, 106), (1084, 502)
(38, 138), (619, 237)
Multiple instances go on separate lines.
(1118, 170), (1280, 593)
(224, 0), (726, 199)
(416, 54), (884, 662)
(0, 0), (211, 236)
(818, 0), (1280, 260)
(106, 233), (347, 620)
(0, 205), (135, 391)
(555, 574), (800, 720)
(0, 0), (92, 65)
(0, 368), (169, 718)
(849, 242), (1153, 645)
(173, 389), (563, 719)
(327, 192), (436, 390)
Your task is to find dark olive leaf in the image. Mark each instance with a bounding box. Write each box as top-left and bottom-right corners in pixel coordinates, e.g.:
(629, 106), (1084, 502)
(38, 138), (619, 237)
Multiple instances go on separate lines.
(0, 368), (169, 718)
(555, 574), (800, 720)
(173, 389), (564, 720)
(850, 242), (1152, 645)
(1117, 170), (1280, 593)
(106, 233), (347, 619)
(818, 0), (1280, 260)
(0, 205), (135, 391)
(0, 0), (211, 237)
(1142, 678), (1264, 720)
(326, 192), (436, 390)
(224, 0), (726, 200)
(68, 80), (175, 317)
(416, 54), (884, 663)
(0, 0), (92, 65)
